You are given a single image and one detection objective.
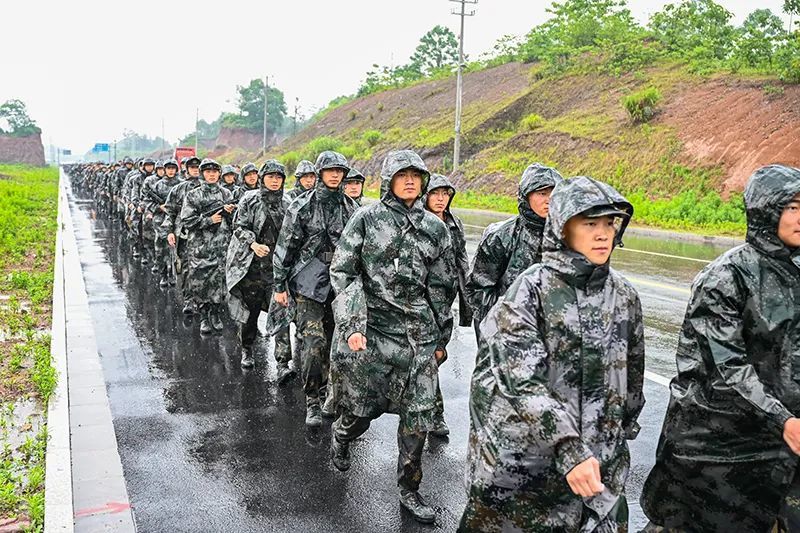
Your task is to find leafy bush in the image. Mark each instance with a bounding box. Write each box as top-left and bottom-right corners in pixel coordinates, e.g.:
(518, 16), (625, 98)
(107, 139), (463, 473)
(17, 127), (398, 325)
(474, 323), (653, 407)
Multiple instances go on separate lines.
(279, 151), (301, 174)
(306, 136), (343, 156)
(520, 113), (545, 130)
(622, 87), (662, 122)
(627, 189), (746, 233)
(362, 129), (383, 146)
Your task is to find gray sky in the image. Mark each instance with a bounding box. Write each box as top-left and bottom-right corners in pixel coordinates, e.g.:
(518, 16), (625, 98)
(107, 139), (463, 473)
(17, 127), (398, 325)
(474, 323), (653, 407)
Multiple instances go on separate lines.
(1, 0), (790, 156)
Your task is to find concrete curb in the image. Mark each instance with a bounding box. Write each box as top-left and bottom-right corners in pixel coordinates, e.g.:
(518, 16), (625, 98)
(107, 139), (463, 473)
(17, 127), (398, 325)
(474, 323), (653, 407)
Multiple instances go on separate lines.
(45, 170), (136, 532)
(44, 173), (74, 533)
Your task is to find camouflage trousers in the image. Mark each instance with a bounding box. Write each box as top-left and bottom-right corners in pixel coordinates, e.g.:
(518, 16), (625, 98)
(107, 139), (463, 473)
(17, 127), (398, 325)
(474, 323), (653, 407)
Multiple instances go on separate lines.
(458, 485), (628, 533)
(176, 237), (194, 306)
(294, 294), (334, 406)
(333, 413), (426, 492)
(777, 466), (800, 532)
(236, 276), (291, 365)
(153, 224), (172, 281)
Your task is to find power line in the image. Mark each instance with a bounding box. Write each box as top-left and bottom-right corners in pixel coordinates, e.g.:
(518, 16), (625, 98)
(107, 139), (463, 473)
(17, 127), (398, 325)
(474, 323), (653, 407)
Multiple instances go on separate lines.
(450, 0), (477, 173)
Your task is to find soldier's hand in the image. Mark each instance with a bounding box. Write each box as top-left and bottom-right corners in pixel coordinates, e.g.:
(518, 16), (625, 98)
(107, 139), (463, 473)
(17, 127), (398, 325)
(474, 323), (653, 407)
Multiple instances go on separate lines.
(566, 457), (604, 498)
(435, 349), (447, 366)
(274, 291), (289, 307)
(146, 213), (153, 220)
(224, 204), (236, 214)
(167, 233), (176, 247)
(348, 333), (367, 352)
(250, 242), (270, 257)
(784, 418), (800, 454)
(160, 204), (167, 213)
(128, 203), (134, 210)
(137, 206), (143, 213)
(210, 211), (223, 224)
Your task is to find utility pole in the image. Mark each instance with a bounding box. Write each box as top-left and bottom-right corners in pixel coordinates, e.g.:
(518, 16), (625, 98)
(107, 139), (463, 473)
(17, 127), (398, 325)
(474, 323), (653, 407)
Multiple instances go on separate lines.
(195, 108), (199, 153)
(262, 75), (269, 154)
(293, 97), (300, 135)
(113, 140), (117, 161)
(161, 117), (165, 157)
(450, 0), (477, 173)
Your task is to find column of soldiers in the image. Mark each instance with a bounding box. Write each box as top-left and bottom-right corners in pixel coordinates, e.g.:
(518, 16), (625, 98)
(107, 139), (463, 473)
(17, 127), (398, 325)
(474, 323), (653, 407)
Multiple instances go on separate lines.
(66, 155), (800, 532)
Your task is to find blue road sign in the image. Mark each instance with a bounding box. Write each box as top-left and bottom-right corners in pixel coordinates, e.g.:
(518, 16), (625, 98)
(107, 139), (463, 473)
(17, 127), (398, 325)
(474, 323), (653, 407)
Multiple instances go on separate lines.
(93, 143), (110, 152)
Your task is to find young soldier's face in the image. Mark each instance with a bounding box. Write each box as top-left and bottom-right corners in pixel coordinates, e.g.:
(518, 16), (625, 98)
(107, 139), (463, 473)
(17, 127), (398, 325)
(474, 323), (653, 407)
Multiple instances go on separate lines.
(528, 187), (554, 218)
(778, 193), (800, 248)
(156, 168), (165, 177)
(125, 163), (133, 169)
(262, 173), (283, 191)
(243, 171), (259, 187)
(391, 169), (423, 203)
(299, 173), (316, 190)
(426, 187), (451, 216)
(563, 214), (616, 265)
(187, 165), (200, 177)
(144, 163), (155, 174)
(203, 169), (220, 184)
(165, 167), (177, 178)
(321, 168), (345, 189)
(343, 181), (363, 199)
(223, 173), (236, 185)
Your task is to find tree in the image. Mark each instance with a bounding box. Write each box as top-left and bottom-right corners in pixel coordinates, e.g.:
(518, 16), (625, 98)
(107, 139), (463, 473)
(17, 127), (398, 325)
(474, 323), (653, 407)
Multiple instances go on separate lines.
(649, 0), (736, 62)
(0, 99), (41, 137)
(410, 25), (460, 75)
(786, 0), (800, 32)
(733, 9), (786, 68)
(229, 79), (287, 131)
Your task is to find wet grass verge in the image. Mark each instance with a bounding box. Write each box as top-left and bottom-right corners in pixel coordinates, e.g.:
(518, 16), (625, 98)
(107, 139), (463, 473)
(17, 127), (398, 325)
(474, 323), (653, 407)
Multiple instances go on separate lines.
(0, 164), (58, 532)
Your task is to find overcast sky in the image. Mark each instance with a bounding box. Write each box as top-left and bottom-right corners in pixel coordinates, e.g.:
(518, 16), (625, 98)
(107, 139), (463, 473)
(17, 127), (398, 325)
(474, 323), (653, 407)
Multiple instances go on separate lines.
(1, 0), (790, 156)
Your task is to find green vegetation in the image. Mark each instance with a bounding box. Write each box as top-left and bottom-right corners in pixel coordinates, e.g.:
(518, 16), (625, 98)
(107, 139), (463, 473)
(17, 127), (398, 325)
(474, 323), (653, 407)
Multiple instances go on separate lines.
(0, 164), (58, 531)
(520, 113), (545, 130)
(622, 87), (662, 122)
(0, 100), (41, 137)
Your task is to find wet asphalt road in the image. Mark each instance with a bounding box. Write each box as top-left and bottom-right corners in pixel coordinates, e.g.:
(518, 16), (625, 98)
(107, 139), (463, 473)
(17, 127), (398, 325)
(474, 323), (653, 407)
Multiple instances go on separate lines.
(67, 182), (732, 532)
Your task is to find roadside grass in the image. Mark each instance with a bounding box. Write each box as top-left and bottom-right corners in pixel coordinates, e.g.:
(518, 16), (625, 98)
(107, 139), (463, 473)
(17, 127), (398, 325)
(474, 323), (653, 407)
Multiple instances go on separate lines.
(0, 164), (58, 532)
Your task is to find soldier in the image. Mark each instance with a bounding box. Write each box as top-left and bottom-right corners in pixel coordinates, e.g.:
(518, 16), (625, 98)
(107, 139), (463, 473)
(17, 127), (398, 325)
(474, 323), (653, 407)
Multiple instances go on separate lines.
(329, 150), (453, 524)
(342, 168), (365, 206)
(180, 158), (236, 334)
(273, 151), (357, 426)
(163, 156), (203, 314)
(112, 156), (134, 222)
(458, 176), (644, 532)
(226, 159), (294, 376)
(465, 163), (563, 339)
(284, 160), (317, 204)
(125, 157), (156, 261)
(234, 162), (259, 203)
(640, 165), (800, 533)
(179, 157), (189, 180)
(422, 173), (472, 438)
(149, 159), (181, 288)
(220, 164), (240, 196)
(140, 160), (166, 270)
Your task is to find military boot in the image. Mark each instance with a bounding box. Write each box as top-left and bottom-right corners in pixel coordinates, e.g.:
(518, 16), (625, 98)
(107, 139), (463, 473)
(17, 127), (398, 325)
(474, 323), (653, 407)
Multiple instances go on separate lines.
(321, 393), (336, 419)
(150, 263), (159, 274)
(305, 401), (322, 427)
(240, 347), (255, 369)
(182, 301), (195, 315)
(331, 433), (351, 472)
(199, 309), (213, 335)
(210, 307), (224, 331)
(276, 364), (296, 385)
(399, 490), (435, 524)
(429, 417), (450, 438)
(159, 276), (170, 288)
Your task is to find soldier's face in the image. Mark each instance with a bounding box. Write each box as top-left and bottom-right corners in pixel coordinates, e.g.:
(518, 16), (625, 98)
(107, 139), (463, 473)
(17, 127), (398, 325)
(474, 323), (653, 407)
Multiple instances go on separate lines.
(166, 167), (177, 177)
(563, 214), (616, 265)
(391, 169), (423, 204)
(203, 169), (220, 184)
(125, 163), (133, 169)
(343, 181), (363, 199)
(187, 165), (200, 177)
(262, 173), (284, 191)
(144, 163), (155, 174)
(778, 194), (800, 248)
(426, 187), (451, 216)
(244, 171), (259, 186)
(156, 168), (165, 177)
(528, 187), (554, 218)
(299, 173), (316, 190)
(223, 173), (237, 185)
(321, 168), (345, 189)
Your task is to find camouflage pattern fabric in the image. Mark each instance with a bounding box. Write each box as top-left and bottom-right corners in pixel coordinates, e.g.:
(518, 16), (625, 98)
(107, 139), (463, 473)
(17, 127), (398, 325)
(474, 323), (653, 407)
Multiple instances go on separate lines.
(641, 165), (800, 533)
(179, 183), (233, 307)
(329, 150), (454, 433)
(460, 176), (644, 533)
(465, 163), (564, 325)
